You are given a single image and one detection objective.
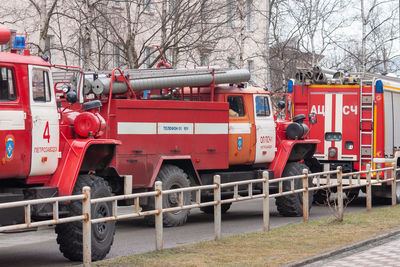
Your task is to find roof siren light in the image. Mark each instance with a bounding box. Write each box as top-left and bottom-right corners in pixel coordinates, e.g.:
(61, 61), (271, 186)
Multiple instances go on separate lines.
(0, 25), (11, 45)
(13, 36), (25, 49)
(287, 79), (294, 93)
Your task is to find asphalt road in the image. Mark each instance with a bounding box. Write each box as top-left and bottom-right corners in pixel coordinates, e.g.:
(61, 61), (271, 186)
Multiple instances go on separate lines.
(0, 195), (390, 267)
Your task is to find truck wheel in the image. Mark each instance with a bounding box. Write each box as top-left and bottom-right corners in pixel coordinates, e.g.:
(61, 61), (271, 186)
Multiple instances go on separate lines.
(200, 203), (232, 214)
(145, 165), (191, 227)
(313, 189), (330, 205)
(345, 189), (359, 201)
(275, 162), (313, 217)
(55, 174), (115, 261)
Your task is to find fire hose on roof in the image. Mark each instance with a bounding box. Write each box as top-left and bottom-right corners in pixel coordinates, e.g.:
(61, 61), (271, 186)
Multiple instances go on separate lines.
(86, 69), (251, 95)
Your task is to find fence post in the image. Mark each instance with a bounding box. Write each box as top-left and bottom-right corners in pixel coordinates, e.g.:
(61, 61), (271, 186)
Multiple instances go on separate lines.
(214, 175), (221, 241)
(262, 171), (270, 232)
(302, 169), (309, 222)
(337, 166), (344, 221)
(392, 162), (397, 206)
(155, 181), (163, 251)
(82, 186), (92, 267)
(366, 164), (372, 211)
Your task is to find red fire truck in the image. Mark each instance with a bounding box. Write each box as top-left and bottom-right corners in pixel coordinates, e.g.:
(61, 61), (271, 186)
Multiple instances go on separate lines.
(55, 63), (319, 225)
(0, 26), (120, 261)
(0, 23), (319, 262)
(287, 67), (400, 202)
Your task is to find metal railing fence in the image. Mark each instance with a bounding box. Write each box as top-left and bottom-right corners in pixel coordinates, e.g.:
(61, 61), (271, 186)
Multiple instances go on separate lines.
(0, 163), (399, 267)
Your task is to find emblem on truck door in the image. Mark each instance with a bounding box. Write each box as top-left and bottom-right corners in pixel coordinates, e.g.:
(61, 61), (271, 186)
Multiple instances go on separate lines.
(237, 136), (243, 150)
(5, 135), (15, 160)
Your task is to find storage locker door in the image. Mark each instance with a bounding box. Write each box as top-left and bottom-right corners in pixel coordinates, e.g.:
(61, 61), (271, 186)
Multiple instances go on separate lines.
(384, 91), (393, 157)
(392, 92), (400, 151)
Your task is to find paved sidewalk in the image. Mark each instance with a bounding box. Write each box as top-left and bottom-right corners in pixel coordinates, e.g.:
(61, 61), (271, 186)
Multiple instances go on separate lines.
(313, 236), (400, 267)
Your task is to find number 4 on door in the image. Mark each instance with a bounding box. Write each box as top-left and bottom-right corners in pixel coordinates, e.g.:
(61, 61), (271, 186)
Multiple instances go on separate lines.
(43, 121), (50, 143)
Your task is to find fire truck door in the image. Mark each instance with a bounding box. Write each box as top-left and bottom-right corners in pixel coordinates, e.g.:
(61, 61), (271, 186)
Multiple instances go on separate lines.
(253, 95), (275, 163)
(0, 66), (27, 178)
(28, 65), (59, 176)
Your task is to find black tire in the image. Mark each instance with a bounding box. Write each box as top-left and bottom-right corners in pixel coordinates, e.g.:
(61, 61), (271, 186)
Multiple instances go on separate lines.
(145, 165), (191, 227)
(275, 162), (314, 217)
(200, 203), (232, 214)
(313, 189), (330, 205)
(55, 174), (115, 262)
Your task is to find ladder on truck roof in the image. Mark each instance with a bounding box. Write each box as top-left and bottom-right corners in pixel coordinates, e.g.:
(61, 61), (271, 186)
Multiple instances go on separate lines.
(359, 79), (374, 169)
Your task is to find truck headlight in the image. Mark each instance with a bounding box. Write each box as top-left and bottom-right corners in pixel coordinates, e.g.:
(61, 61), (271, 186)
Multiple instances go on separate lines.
(328, 147), (337, 158)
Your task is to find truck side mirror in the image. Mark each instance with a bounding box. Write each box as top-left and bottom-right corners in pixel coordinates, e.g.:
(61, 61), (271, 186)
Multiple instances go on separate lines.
(277, 101), (285, 110)
(66, 91), (77, 104)
(309, 112), (317, 124)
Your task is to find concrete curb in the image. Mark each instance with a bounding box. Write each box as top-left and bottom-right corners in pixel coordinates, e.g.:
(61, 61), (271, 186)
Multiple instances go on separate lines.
(285, 227), (400, 267)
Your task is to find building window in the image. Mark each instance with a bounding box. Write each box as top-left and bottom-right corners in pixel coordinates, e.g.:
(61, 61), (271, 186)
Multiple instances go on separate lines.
(143, 0), (154, 13)
(45, 35), (54, 56)
(247, 59), (254, 83)
(113, 44), (120, 67)
(200, 54), (209, 66)
(0, 67), (17, 101)
(144, 46), (153, 68)
(228, 57), (235, 69)
(169, 0), (175, 15)
(246, 0), (253, 32)
(112, 0), (123, 9)
(226, 0), (234, 28)
(247, 60), (254, 73)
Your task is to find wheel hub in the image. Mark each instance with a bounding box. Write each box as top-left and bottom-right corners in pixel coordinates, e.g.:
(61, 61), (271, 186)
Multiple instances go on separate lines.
(93, 203), (110, 240)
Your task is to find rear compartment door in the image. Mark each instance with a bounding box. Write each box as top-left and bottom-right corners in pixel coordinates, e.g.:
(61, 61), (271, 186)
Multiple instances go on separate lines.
(308, 88), (359, 161)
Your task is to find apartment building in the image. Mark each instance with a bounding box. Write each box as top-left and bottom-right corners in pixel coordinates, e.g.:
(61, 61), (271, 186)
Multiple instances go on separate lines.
(0, 0), (290, 89)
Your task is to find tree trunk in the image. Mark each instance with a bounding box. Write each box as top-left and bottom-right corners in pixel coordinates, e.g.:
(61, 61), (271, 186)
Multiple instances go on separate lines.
(38, 0), (47, 55)
(238, 4), (245, 69)
(361, 0), (366, 73)
(82, 0), (93, 70)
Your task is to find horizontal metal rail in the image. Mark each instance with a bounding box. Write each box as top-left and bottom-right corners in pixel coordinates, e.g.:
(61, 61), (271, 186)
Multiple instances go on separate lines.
(0, 194), (84, 209)
(0, 194), (87, 233)
(1, 163), (399, 267)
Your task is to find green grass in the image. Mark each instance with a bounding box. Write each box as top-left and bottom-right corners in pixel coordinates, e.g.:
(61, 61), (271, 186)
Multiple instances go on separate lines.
(91, 205), (400, 267)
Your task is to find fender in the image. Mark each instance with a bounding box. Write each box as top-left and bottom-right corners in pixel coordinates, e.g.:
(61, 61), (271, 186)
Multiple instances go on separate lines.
(46, 139), (120, 196)
(269, 139), (319, 178)
(149, 155), (201, 187)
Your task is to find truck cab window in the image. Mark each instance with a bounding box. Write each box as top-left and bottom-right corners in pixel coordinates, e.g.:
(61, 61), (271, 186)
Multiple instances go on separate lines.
(32, 69), (51, 102)
(0, 67), (16, 101)
(227, 96), (245, 117)
(255, 96), (270, 117)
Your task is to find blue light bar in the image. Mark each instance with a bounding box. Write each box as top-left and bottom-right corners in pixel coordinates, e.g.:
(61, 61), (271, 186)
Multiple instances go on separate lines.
(375, 80), (383, 94)
(13, 36), (25, 49)
(287, 79), (294, 93)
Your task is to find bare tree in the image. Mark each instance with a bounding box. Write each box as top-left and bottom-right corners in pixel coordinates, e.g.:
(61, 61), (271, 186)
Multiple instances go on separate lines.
(28, 0), (59, 55)
(287, 0), (347, 66)
(325, 0), (399, 73)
